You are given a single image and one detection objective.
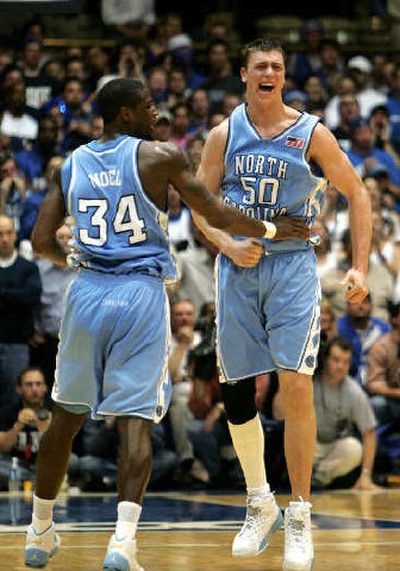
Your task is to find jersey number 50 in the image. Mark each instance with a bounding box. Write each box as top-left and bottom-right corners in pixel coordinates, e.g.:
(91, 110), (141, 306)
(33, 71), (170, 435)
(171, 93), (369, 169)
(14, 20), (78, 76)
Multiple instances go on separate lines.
(78, 195), (147, 246)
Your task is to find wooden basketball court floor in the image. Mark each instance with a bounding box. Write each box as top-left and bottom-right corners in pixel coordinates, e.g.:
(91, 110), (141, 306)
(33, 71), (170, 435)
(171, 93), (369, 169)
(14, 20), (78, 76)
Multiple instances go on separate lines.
(0, 488), (399, 570)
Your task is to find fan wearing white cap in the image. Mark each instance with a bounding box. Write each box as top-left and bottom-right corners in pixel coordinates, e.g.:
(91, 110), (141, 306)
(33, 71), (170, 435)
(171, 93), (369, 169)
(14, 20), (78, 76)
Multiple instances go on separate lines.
(347, 54), (387, 119)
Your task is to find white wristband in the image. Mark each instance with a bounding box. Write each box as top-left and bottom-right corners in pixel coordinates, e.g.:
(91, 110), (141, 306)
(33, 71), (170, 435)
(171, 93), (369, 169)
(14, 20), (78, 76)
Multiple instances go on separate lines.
(262, 221), (277, 239)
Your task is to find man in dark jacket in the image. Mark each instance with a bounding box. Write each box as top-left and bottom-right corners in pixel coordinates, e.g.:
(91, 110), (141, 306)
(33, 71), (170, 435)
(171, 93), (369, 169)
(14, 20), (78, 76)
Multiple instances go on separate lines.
(0, 214), (41, 407)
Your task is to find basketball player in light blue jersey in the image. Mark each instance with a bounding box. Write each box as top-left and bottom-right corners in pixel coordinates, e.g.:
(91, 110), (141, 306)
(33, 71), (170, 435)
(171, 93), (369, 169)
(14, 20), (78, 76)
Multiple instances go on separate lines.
(23, 78), (309, 571)
(193, 39), (372, 571)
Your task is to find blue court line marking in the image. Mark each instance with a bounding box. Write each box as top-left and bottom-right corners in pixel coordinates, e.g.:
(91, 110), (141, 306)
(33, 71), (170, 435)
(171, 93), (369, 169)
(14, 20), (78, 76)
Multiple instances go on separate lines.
(1, 492), (400, 532)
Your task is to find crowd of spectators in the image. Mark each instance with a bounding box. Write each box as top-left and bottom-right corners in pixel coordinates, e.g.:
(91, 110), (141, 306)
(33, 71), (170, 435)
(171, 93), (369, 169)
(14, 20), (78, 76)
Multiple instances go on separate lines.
(1, 8), (400, 492)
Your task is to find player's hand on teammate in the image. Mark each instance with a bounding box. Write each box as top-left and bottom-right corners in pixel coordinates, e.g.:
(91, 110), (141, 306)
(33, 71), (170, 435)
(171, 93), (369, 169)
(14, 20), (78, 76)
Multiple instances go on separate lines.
(341, 269), (369, 303)
(223, 238), (264, 267)
(273, 216), (310, 240)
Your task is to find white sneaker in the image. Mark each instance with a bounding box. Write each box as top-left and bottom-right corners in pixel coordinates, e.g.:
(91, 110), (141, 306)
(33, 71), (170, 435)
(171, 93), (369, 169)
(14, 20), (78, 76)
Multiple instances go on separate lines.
(283, 501), (314, 570)
(25, 523), (61, 568)
(103, 534), (144, 571)
(232, 494), (283, 558)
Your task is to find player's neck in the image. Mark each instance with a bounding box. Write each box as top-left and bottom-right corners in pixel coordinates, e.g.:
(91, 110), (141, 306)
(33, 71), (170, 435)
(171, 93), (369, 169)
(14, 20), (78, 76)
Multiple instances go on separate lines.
(246, 99), (285, 127)
(99, 126), (128, 142)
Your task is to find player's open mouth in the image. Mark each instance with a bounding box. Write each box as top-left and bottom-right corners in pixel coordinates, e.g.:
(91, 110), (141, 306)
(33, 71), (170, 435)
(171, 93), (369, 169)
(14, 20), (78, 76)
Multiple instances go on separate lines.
(259, 85), (274, 92)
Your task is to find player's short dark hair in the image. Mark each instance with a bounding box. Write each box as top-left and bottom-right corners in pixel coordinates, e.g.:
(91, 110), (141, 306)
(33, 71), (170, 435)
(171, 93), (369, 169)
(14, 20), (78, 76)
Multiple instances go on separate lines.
(96, 78), (146, 123)
(241, 38), (286, 67)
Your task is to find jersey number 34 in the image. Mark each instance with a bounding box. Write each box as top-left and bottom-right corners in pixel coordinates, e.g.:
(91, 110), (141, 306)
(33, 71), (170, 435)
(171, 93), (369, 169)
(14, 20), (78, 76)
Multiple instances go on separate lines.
(78, 195), (147, 246)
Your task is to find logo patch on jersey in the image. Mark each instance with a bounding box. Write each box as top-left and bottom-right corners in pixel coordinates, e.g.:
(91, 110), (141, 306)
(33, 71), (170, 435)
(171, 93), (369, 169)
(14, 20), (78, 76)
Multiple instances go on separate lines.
(285, 135), (305, 149)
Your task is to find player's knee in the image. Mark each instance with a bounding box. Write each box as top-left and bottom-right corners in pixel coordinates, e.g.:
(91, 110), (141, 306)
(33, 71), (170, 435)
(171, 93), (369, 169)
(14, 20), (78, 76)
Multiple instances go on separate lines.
(221, 378), (257, 424)
(280, 375), (313, 419)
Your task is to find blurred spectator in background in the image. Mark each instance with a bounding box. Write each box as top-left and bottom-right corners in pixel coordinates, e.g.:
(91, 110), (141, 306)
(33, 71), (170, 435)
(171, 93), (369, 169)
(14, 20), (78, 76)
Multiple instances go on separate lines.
(41, 77), (92, 152)
(337, 293), (390, 385)
(0, 366), (51, 490)
(317, 39), (345, 93)
(203, 39), (243, 107)
(101, 0), (156, 41)
(85, 46), (112, 94)
(115, 41), (146, 83)
(147, 66), (169, 107)
(0, 151), (26, 233)
(364, 176), (400, 238)
(19, 155), (64, 243)
(0, 81), (38, 152)
(30, 222), (76, 394)
(347, 55), (387, 120)
(89, 115), (104, 140)
(316, 298), (338, 375)
(15, 115), (62, 191)
(167, 32), (205, 91)
(369, 209), (400, 282)
(369, 104), (396, 154)
(174, 222), (217, 316)
(325, 75), (357, 130)
(169, 101), (193, 149)
(0, 66), (24, 116)
(386, 65), (400, 155)
(168, 299), (205, 485)
(313, 219), (338, 278)
(321, 228), (394, 320)
(303, 75), (328, 110)
(284, 89), (308, 113)
(71, 416), (119, 491)
(370, 53), (392, 95)
(65, 57), (88, 93)
(367, 301), (400, 427)
(219, 92), (241, 117)
(0, 215), (41, 407)
(187, 326), (243, 487)
(318, 183), (349, 244)
(167, 66), (191, 108)
(149, 423), (179, 489)
(332, 94), (361, 152)
(186, 134), (205, 173)
(152, 110), (172, 142)
(187, 88), (209, 136)
(167, 184), (195, 252)
(287, 18), (325, 88)
(346, 117), (400, 188)
(313, 337), (380, 490)
(19, 38), (55, 110)
(0, 50), (14, 76)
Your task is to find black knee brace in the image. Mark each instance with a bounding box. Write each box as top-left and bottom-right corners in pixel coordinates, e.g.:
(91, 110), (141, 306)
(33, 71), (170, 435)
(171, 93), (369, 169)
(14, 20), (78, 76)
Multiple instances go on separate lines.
(221, 377), (257, 425)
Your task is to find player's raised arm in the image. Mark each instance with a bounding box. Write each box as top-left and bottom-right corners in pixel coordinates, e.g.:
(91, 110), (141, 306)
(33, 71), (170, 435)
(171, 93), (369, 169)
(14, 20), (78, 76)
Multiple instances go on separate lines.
(309, 123), (371, 303)
(31, 164), (68, 266)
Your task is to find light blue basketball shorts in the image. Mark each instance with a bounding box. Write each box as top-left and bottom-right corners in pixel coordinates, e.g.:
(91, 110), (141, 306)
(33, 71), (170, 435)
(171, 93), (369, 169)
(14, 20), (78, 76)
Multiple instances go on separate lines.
(52, 270), (171, 422)
(216, 249), (321, 382)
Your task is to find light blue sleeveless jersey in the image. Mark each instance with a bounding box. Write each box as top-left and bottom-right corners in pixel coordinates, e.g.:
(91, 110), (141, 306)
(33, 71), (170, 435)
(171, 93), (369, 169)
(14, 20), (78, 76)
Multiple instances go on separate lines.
(61, 134), (177, 280)
(223, 105), (327, 252)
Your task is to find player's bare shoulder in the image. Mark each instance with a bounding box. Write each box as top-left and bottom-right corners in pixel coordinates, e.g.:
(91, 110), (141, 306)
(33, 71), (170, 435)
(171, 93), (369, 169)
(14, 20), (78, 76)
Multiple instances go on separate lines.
(139, 139), (181, 163)
(205, 118), (229, 153)
(139, 141), (189, 179)
(307, 121), (341, 162)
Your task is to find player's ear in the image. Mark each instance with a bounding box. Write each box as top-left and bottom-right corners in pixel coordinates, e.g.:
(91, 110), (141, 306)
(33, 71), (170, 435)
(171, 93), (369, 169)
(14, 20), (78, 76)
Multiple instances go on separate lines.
(119, 106), (133, 123)
(240, 67), (247, 83)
